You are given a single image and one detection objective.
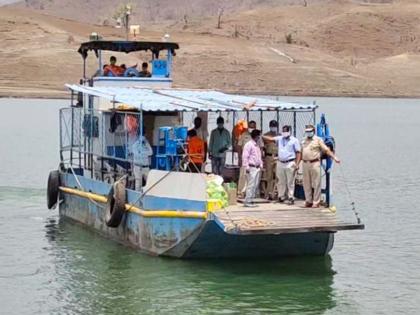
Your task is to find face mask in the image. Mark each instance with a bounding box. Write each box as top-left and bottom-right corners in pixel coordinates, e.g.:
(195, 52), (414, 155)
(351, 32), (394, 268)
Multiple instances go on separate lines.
(249, 128), (255, 133)
(306, 131), (315, 138)
(270, 127), (277, 133)
(217, 124), (224, 129)
(282, 131), (290, 138)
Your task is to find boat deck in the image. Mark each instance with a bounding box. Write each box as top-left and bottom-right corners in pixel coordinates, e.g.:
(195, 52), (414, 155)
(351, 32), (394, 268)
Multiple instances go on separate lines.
(212, 199), (364, 235)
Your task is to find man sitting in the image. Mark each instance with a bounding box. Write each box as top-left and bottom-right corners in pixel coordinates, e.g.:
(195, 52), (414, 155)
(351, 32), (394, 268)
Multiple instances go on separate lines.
(103, 56), (124, 77)
(138, 62), (152, 77)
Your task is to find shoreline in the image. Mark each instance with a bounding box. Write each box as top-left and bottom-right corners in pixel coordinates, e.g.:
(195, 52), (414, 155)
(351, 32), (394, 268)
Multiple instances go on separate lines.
(1, 89), (419, 100)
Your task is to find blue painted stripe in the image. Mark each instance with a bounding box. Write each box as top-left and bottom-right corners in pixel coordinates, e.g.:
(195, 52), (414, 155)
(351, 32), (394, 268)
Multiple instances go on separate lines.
(143, 195), (206, 212)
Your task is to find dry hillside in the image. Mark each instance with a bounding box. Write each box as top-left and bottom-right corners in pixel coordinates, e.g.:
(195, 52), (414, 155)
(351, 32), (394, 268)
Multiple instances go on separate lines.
(16, 0), (331, 24)
(1, 1), (420, 97)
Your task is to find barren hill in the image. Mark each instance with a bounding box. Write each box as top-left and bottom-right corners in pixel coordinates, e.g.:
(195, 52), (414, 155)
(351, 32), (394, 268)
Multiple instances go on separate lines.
(1, 1), (420, 97)
(15, 0), (331, 24)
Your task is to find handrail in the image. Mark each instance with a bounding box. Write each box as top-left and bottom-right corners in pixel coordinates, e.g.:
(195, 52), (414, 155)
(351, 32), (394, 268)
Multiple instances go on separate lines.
(59, 187), (207, 219)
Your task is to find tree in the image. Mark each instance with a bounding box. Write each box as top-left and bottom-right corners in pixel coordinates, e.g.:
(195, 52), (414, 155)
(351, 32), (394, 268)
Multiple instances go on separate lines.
(217, 7), (224, 29)
(112, 3), (134, 28)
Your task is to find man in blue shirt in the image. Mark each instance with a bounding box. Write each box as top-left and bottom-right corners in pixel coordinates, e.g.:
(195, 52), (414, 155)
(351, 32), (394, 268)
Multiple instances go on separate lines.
(263, 125), (301, 204)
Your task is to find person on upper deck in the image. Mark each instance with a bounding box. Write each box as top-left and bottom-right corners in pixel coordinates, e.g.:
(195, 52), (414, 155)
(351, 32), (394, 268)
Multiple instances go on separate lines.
(242, 129), (263, 207)
(209, 117), (231, 176)
(103, 56), (124, 77)
(301, 125), (340, 208)
(263, 125), (301, 205)
(139, 62), (152, 77)
(186, 129), (205, 173)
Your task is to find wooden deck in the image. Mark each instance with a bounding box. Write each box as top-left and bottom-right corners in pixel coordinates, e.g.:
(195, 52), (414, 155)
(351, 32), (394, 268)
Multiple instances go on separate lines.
(212, 199), (364, 235)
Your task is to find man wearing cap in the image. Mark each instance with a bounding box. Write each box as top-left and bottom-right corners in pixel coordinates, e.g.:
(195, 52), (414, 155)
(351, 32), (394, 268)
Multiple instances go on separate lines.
(262, 120), (279, 200)
(242, 129), (263, 207)
(263, 125), (301, 205)
(301, 125), (340, 207)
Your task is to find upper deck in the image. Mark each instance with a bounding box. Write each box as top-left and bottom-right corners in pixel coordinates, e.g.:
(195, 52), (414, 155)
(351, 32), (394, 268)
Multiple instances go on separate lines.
(79, 40), (179, 89)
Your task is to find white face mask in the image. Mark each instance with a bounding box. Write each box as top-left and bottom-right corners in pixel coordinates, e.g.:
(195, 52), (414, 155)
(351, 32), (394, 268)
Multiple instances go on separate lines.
(270, 127), (277, 133)
(306, 131), (315, 138)
(248, 128), (255, 133)
(282, 131), (290, 138)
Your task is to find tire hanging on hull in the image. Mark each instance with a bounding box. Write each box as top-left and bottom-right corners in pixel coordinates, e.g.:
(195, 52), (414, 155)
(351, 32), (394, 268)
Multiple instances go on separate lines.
(105, 181), (126, 228)
(47, 170), (60, 209)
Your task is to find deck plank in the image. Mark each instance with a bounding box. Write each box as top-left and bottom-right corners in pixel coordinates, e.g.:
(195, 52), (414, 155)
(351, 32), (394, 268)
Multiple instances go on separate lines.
(212, 200), (364, 234)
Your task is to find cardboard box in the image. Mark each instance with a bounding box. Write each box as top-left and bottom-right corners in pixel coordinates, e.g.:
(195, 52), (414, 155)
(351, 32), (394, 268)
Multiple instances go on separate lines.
(223, 183), (237, 206)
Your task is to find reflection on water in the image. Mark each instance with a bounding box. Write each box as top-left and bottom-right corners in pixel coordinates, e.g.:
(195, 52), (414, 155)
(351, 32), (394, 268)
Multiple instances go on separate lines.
(44, 219), (336, 315)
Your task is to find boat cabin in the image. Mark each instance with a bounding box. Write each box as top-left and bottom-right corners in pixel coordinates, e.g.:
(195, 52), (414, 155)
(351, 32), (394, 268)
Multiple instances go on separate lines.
(61, 84), (339, 206)
(78, 40), (179, 89)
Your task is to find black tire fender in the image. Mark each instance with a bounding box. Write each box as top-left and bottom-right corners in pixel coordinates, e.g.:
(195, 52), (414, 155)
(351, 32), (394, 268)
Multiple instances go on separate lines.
(47, 170), (60, 209)
(105, 181), (126, 228)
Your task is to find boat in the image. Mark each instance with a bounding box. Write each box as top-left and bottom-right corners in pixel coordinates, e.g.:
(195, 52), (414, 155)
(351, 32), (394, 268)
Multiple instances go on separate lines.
(47, 39), (364, 258)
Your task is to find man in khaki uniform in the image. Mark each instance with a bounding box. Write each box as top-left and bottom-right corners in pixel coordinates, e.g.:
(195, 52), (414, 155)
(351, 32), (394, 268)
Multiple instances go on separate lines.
(301, 125), (340, 207)
(262, 120), (279, 199)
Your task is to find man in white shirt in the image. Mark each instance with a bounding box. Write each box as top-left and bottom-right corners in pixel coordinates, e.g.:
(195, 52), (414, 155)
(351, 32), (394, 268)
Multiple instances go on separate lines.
(263, 125), (301, 204)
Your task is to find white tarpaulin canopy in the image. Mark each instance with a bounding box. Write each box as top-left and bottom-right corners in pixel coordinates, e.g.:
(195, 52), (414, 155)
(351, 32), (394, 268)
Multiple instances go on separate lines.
(66, 84), (317, 112)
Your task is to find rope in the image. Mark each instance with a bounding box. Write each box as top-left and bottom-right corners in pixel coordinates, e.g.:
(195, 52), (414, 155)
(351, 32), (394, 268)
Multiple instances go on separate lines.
(337, 164), (362, 224)
(66, 163), (106, 209)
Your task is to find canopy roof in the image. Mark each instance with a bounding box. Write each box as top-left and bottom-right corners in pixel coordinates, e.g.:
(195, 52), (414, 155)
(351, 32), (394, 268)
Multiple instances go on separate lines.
(78, 41), (179, 59)
(66, 84), (317, 112)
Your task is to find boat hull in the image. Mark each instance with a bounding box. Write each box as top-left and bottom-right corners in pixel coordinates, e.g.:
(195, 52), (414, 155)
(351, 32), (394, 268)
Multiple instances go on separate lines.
(59, 174), (334, 258)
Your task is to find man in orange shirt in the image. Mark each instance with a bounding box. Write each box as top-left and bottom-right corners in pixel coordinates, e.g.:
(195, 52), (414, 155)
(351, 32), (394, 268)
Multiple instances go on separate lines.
(103, 56), (124, 76)
(187, 129), (205, 173)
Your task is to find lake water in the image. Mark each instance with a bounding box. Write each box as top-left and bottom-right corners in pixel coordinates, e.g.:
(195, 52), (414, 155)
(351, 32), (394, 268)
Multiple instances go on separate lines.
(0, 97), (419, 314)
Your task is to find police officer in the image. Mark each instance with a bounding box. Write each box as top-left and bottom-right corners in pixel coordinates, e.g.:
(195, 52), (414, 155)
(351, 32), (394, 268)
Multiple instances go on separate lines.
(262, 120), (279, 200)
(301, 125), (340, 208)
(263, 125), (301, 205)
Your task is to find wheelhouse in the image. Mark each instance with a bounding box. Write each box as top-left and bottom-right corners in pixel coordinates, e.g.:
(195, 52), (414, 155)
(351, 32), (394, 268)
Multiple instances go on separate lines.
(79, 40), (179, 89)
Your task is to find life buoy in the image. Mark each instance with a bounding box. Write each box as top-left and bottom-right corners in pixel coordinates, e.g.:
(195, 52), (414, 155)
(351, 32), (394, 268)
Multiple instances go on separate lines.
(47, 170), (60, 209)
(105, 181), (126, 228)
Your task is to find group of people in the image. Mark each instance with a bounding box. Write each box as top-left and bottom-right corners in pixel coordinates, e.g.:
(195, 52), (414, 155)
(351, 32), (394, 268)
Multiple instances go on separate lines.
(102, 56), (152, 77)
(185, 117), (341, 209)
(126, 114), (340, 208)
(241, 122), (340, 208)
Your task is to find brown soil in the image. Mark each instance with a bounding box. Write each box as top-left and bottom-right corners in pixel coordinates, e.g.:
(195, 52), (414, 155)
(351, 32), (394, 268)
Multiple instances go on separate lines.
(1, 2), (420, 98)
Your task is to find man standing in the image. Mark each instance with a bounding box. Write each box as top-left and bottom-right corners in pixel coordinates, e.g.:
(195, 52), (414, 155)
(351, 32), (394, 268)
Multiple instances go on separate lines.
(237, 120), (260, 196)
(262, 120), (279, 200)
(301, 125), (340, 208)
(190, 116), (208, 167)
(131, 128), (154, 191)
(242, 130), (263, 207)
(264, 125), (301, 205)
(186, 129), (205, 173)
(209, 117), (231, 175)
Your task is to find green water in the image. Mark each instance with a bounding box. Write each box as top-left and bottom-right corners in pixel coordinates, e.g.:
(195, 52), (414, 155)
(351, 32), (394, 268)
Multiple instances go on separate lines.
(0, 98), (419, 314)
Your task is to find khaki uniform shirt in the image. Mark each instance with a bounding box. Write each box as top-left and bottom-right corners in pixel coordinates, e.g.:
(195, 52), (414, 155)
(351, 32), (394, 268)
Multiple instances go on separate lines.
(301, 135), (329, 161)
(263, 131), (278, 155)
(237, 131), (252, 148)
(238, 131), (263, 149)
